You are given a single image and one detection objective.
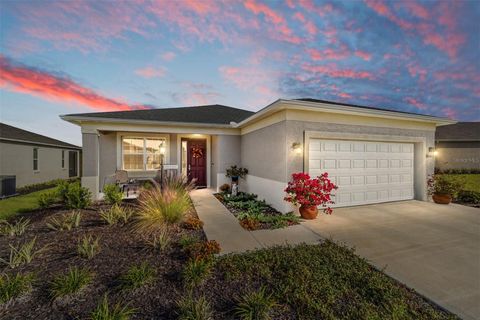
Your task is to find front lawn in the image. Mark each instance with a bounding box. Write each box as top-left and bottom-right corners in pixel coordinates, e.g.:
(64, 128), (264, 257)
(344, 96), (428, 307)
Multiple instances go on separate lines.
(0, 185), (458, 319)
(0, 187), (57, 220)
(443, 174), (480, 192)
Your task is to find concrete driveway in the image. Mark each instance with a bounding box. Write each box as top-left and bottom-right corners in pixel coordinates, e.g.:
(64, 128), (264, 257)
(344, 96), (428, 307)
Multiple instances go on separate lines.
(302, 201), (480, 320)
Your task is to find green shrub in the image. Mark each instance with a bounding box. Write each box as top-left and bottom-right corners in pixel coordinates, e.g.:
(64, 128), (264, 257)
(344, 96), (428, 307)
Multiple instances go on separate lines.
(100, 205), (133, 225)
(49, 267), (92, 299)
(16, 178), (78, 195)
(0, 218), (30, 236)
(77, 235), (101, 259)
(234, 287), (277, 320)
(103, 184), (123, 205)
(146, 228), (171, 251)
(176, 294), (213, 320)
(179, 235), (198, 250)
(118, 262), (156, 290)
(38, 191), (58, 209)
(456, 190), (480, 204)
(0, 238), (44, 268)
(223, 192), (257, 203)
(46, 210), (81, 231)
(0, 273), (34, 304)
(91, 294), (136, 320)
(56, 180), (70, 203)
(182, 259), (211, 288)
(133, 186), (191, 234)
(64, 182), (91, 209)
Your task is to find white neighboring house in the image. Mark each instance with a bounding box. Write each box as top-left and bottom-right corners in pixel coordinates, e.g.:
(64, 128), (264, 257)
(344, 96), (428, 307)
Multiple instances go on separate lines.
(0, 122), (81, 189)
(61, 98), (455, 212)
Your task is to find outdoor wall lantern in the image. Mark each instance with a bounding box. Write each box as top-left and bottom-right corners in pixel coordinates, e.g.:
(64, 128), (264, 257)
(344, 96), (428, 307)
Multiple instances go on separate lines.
(427, 147), (437, 158)
(292, 142), (302, 154)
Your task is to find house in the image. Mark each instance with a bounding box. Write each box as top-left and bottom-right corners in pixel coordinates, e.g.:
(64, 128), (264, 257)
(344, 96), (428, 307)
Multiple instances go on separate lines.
(435, 122), (480, 172)
(61, 99), (455, 212)
(0, 122), (81, 189)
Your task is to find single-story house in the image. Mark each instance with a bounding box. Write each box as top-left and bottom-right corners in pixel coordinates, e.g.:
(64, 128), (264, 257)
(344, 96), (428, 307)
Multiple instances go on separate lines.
(0, 122), (81, 189)
(435, 122), (480, 172)
(61, 99), (455, 212)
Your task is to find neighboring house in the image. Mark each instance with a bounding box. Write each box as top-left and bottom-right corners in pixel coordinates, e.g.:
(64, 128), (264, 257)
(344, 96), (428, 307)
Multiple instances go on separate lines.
(435, 122), (480, 172)
(0, 123), (81, 188)
(61, 99), (455, 212)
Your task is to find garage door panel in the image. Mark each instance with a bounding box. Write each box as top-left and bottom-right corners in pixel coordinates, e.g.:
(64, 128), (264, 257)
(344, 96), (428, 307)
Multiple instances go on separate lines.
(308, 139), (414, 207)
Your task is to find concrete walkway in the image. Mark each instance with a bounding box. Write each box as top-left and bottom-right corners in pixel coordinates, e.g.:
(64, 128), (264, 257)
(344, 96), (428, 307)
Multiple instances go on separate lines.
(190, 189), (320, 254)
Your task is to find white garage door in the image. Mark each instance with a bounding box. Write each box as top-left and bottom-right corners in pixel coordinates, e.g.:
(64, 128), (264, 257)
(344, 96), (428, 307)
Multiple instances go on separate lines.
(308, 139), (414, 207)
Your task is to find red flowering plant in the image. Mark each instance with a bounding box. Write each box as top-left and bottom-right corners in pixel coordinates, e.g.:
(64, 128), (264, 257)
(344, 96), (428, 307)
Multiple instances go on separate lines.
(284, 172), (338, 214)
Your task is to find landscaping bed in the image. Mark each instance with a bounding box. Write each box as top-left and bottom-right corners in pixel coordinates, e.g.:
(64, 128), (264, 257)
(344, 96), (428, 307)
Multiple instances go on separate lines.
(214, 192), (300, 230)
(0, 202), (206, 319)
(0, 180), (459, 320)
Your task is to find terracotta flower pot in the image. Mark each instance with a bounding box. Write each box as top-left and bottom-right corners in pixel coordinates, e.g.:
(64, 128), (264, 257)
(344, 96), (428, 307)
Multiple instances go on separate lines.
(299, 205), (318, 219)
(432, 193), (452, 204)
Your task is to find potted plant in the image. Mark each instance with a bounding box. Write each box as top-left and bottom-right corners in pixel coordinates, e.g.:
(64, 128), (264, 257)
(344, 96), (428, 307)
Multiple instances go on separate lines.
(284, 172), (338, 219)
(427, 174), (464, 204)
(225, 165), (248, 184)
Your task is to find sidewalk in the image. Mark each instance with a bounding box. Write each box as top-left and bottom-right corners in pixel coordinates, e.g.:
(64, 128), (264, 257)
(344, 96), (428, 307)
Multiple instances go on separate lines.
(190, 189), (321, 254)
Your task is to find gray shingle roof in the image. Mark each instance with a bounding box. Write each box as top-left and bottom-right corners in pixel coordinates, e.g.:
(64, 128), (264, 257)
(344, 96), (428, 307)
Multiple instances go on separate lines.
(64, 104), (255, 125)
(435, 122), (480, 141)
(0, 123), (81, 149)
(297, 98), (438, 117)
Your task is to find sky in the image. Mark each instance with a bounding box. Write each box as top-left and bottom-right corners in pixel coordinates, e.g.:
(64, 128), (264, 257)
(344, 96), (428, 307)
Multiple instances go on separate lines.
(0, 0), (479, 146)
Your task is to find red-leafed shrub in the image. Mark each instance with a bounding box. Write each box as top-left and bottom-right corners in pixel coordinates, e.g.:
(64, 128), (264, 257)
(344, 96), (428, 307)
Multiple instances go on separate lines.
(189, 240), (221, 261)
(183, 217), (204, 230)
(284, 172), (338, 214)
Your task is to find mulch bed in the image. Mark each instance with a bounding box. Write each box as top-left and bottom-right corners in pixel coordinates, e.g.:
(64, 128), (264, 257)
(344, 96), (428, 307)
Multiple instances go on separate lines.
(0, 202), (205, 320)
(213, 193), (299, 230)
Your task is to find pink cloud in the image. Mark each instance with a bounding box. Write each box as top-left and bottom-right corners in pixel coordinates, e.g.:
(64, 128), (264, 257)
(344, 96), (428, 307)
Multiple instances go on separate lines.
(354, 50), (372, 61)
(298, 0), (333, 16)
(219, 65), (279, 97)
(404, 97), (427, 110)
(161, 52), (176, 61)
(338, 92), (352, 99)
(0, 55), (134, 111)
(365, 0), (465, 58)
(307, 45), (350, 61)
(244, 0), (302, 44)
(441, 107), (458, 119)
(135, 66), (166, 79)
(302, 63), (375, 80)
(402, 1), (430, 19)
(407, 64), (427, 81)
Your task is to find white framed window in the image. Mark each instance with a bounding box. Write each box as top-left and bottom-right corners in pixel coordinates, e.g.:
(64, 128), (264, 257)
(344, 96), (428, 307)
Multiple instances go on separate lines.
(61, 150), (65, 168)
(122, 137), (166, 170)
(33, 148), (39, 171)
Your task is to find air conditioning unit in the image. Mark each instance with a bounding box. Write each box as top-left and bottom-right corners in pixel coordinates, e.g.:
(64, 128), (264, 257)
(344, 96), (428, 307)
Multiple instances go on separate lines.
(0, 175), (17, 198)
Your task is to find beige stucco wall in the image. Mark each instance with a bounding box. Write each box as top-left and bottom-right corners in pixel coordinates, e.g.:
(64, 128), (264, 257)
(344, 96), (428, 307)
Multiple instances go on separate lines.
(0, 141), (79, 188)
(240, 117), (436, 213)
(435, 141), (480, 171)
(211, 135), (241, 189)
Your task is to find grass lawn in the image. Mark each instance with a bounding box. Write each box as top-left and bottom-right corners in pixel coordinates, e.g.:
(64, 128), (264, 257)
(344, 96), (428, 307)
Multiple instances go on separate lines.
(0, 201), (456, 319)
(443, 174), (480, 192)
(0, 187), (56, 220)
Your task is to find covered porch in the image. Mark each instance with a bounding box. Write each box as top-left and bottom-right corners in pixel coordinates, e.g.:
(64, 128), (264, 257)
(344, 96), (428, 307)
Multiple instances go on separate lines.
(81, 125), (241, 200)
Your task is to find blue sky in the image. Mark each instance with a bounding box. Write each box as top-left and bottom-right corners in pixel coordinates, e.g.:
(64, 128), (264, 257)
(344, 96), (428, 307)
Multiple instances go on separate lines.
(1, 0), (479, 146)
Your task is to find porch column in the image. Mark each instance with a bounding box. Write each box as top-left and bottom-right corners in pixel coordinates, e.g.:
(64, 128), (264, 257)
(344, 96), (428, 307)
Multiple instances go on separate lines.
(81, 129), (100, 199)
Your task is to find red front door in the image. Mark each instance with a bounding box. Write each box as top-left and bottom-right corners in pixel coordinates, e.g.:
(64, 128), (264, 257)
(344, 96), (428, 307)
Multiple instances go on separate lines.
(185, 139), (207, 187)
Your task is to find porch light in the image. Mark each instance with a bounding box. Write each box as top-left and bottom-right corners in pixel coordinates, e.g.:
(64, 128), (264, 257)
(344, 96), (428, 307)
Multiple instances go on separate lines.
(292, 142), (302, 154)
(159, 142), (166, 155)
(427, 147), (437, 158)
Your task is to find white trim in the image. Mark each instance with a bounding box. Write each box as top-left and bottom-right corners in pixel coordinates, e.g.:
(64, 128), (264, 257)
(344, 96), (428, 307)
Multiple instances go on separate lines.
(236, 99), (456, 128)
(177, 134), (211, 188)
(116, 133), (170, 171)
